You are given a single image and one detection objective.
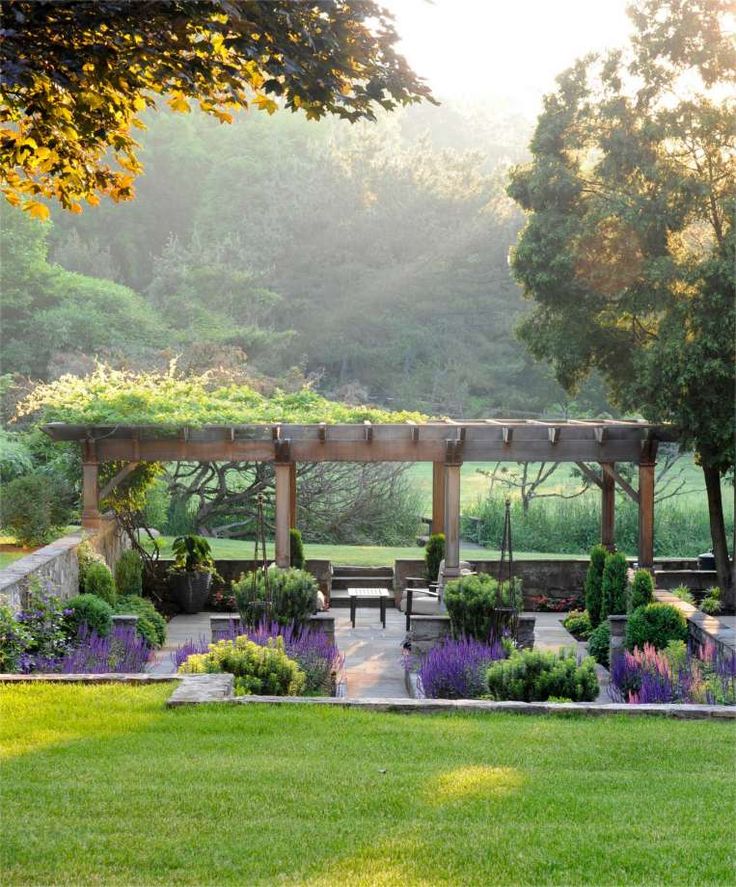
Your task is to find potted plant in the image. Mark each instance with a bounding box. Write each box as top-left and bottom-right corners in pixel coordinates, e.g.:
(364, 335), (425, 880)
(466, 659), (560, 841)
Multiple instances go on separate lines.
(168, 534), (219, 614)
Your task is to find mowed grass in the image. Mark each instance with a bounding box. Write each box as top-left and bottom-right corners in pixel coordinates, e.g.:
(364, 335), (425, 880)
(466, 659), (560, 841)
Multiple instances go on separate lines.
(1, 684), (734, 886)
(150, 536), (582, 565)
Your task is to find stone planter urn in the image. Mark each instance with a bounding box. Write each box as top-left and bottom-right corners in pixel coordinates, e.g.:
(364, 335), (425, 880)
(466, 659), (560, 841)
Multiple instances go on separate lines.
(170, 570), (212, 614)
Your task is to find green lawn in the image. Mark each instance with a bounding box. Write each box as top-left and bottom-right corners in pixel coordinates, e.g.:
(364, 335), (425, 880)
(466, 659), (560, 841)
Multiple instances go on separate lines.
(1, 685), (734, 886)
(150, 536), (583, 565)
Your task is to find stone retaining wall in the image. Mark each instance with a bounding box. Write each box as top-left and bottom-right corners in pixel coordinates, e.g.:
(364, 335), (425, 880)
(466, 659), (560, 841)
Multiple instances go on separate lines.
(0, 518), (127, 610)
(654, 590), (735, 660)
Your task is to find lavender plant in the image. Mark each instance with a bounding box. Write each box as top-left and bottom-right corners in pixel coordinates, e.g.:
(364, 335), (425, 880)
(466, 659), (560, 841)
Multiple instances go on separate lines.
(58, 624), (151, 673)
(414, 636), (506, 699)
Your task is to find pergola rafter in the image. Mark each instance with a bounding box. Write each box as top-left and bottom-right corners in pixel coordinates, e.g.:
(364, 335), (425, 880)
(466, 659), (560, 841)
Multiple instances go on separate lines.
(45, 419), (677, 575)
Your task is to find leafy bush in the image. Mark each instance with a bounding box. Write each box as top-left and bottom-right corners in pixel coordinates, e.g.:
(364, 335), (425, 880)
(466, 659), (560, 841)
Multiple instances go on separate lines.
(425, 533), (445, 583)
(67, 594), (113, 638)
(170, 534), (217, 573)
(82, 561), (117, 605)
(115, 595), (166, 648)
(601, 551), (628, 619)
(289, 528), (305, 570)
(0, 605), (31, 672)
(178, 635), (305, 696)
(114, 550), (143, 597)
(486, 648), (599, 702)
(443, 573), (522, 641)
(414, 636), (505, 699)
(77, 539), (106, 589)
(13, 581), (75, 670)
(585, 544), (607, 626)
(562, 609), (593, 640)
(234, 567), (319, 629)
(629, 569), (654, 612)
(588, 622), (610, 668)
(626, 603), (688, 652)
(0, 472), (72, 546)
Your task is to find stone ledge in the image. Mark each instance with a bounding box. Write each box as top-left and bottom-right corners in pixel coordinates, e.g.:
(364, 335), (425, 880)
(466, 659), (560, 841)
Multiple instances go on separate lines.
(655, 590), (735, 655)
(165, 676), (735, 718)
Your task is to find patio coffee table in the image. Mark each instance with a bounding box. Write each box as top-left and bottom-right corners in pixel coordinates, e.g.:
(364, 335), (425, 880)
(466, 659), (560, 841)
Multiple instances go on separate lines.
(348, 588), (391, 629)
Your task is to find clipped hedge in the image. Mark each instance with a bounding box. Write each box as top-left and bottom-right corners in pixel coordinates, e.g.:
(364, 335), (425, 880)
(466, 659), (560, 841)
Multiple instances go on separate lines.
(234, 567), (319, 629)
(67, 594), (113, 637)
(626, 604), (688, 652)
(486, 648), (599, 702)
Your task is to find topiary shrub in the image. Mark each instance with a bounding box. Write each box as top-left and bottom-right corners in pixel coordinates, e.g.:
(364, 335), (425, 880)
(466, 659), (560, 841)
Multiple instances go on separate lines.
(234, 567), (319, 629)
(584, 544), (607, 627)
(178, 635), (305, 696)
(115, 595), (166, 647)
(67, 594), (113, 637)
(82, 561), (117, 605)
(588, 622), (610, 668)
(77, 539), (106, 589)
(485, 648), (599, 702)
(562, 609), (593, 640)
(289, 528), (305, 570)
(601, 551), (628, 620)
(628, 569), (654, 612)
(443, 573), (523, 642)
(0, 472), (73, 547)
(114, 550), (143, 597)
(626, 603), (688, 652)
(425, 533), (445, 583)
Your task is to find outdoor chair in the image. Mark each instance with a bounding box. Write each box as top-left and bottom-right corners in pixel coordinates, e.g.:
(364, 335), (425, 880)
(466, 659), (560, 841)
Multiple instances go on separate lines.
(401, 559), (475, 631)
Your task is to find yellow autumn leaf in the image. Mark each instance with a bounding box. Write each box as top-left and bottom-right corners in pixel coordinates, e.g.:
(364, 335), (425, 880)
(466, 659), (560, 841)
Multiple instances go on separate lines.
(86, 194), (100, 206)
(254, 95), (278, 115)
(24, 201), (50, 220)
(167, 93), (191, 113)
(3, 191), (21, 207)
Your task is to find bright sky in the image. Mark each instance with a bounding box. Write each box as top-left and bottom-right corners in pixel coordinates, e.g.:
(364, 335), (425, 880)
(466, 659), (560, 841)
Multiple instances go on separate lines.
(386, 0), (633, 113)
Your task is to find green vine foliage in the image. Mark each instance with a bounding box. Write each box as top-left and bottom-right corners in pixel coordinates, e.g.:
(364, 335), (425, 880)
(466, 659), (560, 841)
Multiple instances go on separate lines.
(16, 364), (428, 427)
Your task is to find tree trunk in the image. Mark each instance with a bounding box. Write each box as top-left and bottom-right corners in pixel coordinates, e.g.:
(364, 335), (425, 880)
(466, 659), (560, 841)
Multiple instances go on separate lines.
(703, 464), (734, 612)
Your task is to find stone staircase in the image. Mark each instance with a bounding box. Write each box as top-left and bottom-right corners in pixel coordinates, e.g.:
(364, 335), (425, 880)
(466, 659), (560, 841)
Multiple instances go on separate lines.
(330, 565), (394, 608)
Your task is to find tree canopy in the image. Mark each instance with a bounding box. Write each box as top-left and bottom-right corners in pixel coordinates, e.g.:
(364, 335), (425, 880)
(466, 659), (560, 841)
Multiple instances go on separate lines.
(0, 0), (432, 216)
(508, 0), (735, 597)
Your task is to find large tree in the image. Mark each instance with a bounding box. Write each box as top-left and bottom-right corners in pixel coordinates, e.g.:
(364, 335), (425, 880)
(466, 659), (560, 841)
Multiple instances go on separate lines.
(508, 0), (735, 605)
(0, 0), (432, 216)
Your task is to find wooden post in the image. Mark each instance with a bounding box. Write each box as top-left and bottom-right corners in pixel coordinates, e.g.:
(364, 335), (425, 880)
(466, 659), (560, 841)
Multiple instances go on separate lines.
(81, 461), (102, 528)
(601, 462), (615, 551)
(431, 462), (445, 535)
(638, 460), (655, 569)
(443, 463), (461, 580)
(274, 462), (291, 568)
(289, 462), (297, 529)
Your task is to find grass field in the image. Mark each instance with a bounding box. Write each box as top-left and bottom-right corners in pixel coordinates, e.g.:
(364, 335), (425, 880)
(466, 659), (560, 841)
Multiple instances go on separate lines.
(150, 536), (583, 565)
(1, 684), (734, 886)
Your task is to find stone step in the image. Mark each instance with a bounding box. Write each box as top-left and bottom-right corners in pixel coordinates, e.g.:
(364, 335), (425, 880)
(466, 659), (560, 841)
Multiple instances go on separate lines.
(332, 565), (394, 577)
(331, 575), (393, 590)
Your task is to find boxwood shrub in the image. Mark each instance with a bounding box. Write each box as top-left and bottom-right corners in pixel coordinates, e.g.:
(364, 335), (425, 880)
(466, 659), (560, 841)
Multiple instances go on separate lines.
(626, 603), (688, 651)
(588, 622), (610, 668)
(485, 648), (599, 702)
(628, 569), (654, 612)
(115, 595), (166, 648)
(443, 574), (522, 641)
(584, 544), (607, 626)
(67, 594), (113, 637)
(234, 567), (319, 629)
(83, 561), (117, 605)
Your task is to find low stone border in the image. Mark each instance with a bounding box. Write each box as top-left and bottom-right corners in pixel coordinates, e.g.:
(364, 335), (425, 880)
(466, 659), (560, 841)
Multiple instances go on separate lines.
(166, 675), (736, 718)
(654, 590), (735, 659)
(0, 673), (177, 683)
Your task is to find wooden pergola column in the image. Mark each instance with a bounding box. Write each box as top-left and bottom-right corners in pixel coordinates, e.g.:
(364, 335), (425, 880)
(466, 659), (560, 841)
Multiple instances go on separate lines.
(431, 461), (445, 535)
(443, 460), (462, 581)
(601, 462), (615, 551)
(274, 461), (291, 568)
(289, 462), (297, 529)
(638, 459), (655, 569)
(81, 439), (102, 529)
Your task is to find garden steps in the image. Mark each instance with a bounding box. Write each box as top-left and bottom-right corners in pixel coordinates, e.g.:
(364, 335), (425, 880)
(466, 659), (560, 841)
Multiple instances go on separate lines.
(330, 565), (395, 607)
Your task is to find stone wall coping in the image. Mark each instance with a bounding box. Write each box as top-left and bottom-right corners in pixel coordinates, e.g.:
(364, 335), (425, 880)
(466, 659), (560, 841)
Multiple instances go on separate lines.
(0, 673), (177, 683)
(165, 676), (735, 718)
(0, 530), (88, 590)
(654, 590), (735, 651)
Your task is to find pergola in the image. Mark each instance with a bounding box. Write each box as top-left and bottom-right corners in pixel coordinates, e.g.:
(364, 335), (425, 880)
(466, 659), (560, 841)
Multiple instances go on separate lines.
(45, 418), (677, 578)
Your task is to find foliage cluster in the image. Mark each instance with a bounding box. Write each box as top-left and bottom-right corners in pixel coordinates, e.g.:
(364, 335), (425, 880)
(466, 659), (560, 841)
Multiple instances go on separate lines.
(601, 552), (628, 620)
(588, 622), (611, 668)
(443, 574), (523, 642)
(626, 604), (688, 652)
(0, 472), (73, 546)
(610, 640), (736, 706)
(114, 550), (144, 597)
(234, 567), (319, 630)
(82, 562), (116, 605)
(585, 545), (607, 626)
(178, 635), (305, 697)
(413, 636), (506, 700)
(562, 609), (593, 640)
(67, 594), (113, 638)
(424, 533), (445, 583)
(115, 596), (166, 649)
(485, 648), (599, 702)
(629, 570), (654, 612)
(169, 534), (217, 574)
(289, 528), (304, 570)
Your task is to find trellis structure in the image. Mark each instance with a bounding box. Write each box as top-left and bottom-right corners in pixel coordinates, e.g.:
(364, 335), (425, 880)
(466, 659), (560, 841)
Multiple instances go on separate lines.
(44, 418), (677, 578)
